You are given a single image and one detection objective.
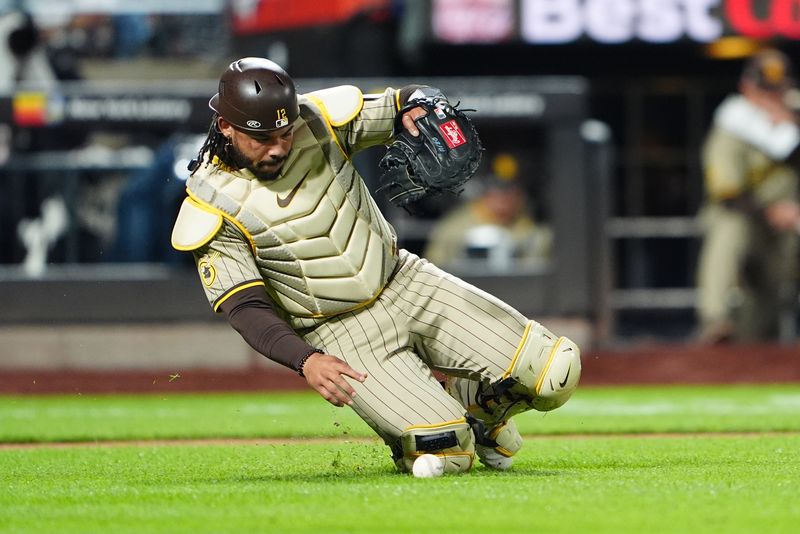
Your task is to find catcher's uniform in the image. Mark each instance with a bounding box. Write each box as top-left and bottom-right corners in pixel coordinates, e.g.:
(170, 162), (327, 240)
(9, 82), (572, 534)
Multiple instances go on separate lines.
(172, 86), (579, 471)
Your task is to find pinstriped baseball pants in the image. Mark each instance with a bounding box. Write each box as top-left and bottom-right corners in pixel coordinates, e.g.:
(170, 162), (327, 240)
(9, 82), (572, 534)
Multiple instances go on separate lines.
(301, 249), (528, 445)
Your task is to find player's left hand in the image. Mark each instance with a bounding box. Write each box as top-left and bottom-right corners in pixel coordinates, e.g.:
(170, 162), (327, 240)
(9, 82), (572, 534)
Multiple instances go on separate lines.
(400, 106), (427, 137)
(301, 353), (367, 407)
(378, 96), (482, 208)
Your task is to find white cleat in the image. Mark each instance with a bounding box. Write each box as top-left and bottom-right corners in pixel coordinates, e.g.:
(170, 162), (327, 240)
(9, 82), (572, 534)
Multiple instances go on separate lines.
(476, 444), (514, 470)
(476, 419), (522, 470)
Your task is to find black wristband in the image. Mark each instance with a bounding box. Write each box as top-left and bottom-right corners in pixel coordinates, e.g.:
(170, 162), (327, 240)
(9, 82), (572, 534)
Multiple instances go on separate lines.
(297, 348), (324, 377)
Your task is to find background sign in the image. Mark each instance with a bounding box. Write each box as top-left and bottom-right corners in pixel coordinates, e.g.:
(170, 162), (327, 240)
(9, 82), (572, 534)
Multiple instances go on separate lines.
(432, 0), (800, 44)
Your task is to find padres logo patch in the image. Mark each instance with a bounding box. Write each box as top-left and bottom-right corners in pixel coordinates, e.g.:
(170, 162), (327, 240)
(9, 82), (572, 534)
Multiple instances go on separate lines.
(198, 252), (219, 286)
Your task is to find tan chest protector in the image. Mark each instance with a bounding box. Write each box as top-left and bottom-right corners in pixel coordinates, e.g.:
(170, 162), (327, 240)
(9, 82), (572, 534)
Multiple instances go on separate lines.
(184, 91), (398, 319)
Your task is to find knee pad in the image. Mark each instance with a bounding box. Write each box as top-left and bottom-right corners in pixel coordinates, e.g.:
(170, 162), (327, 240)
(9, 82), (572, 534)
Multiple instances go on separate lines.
(479, 321), (581, 418)
(512, 321), (581, 411)
(395, 418), (475, 474)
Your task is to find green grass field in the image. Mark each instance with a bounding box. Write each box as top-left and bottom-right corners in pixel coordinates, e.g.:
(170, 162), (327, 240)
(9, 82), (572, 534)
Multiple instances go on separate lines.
(2, 384), (799, 533)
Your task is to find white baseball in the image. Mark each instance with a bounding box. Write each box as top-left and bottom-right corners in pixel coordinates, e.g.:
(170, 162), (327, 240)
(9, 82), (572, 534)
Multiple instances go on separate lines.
(412, 454), (444, 478)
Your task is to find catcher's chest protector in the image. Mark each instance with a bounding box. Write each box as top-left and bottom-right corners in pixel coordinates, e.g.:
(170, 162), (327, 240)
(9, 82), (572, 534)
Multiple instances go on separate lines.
(186, 103), (397, 320)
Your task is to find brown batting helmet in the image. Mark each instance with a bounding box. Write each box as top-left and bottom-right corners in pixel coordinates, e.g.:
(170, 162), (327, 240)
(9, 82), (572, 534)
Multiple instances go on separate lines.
(209, 57), (299, 138)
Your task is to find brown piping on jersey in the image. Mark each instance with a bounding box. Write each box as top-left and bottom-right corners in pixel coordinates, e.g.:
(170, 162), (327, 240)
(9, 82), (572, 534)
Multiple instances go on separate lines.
(276, 169), (311, 207)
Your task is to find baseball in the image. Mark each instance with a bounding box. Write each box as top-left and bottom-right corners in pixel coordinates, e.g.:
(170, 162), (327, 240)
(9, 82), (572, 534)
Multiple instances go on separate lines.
(412, 454), (444, 478)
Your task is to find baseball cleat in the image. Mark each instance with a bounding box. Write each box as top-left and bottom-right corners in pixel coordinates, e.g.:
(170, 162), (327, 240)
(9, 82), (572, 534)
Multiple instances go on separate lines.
(476, 419), (522, 470)
(476, 444), (514, 470)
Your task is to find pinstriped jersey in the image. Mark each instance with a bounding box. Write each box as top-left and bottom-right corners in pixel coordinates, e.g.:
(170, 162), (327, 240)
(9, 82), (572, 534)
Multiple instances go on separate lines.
(180, 87), (400, 329)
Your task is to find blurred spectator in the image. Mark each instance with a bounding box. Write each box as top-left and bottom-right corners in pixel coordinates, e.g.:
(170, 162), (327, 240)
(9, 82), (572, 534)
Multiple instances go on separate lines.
(111, 15), (154, 58)
(0, 8), (63, 265)
(696, 48), (800, 344)
(1, 9), (219, 268)
(112, 134), (201, 264)
(424, 153), (551, 272)
(0, 9), (57, 92)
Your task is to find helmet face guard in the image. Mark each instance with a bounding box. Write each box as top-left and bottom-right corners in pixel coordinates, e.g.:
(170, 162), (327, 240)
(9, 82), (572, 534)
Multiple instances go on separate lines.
(210, 57), (299, 138)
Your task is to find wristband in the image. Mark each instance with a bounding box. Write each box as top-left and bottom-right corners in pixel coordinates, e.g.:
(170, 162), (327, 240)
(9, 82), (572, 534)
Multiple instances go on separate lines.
(297, 348), (324, 377)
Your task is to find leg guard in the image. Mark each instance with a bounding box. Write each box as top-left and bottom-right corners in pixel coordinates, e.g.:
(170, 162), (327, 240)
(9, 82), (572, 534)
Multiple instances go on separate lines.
(479, 321), (581, 419)
(394, 418), (475, 474)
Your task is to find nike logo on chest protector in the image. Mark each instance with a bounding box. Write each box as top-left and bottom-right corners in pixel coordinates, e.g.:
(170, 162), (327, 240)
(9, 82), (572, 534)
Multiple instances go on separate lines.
(277, 169), (311, 208)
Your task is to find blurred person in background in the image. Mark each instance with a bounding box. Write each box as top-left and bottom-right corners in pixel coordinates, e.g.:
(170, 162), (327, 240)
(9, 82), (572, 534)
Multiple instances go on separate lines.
(696, 48), (800, 344)
(0, 8), (63, 265)
(112, 134), (201, 264)
(424, 152), (551, 272)
(0, 8), (57, 92)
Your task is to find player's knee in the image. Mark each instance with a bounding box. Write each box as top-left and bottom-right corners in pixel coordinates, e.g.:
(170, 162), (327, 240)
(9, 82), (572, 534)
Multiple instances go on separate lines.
(481, 321), (582, 416)
(516, 323), (581, 411)
(395, 419), (475, 474)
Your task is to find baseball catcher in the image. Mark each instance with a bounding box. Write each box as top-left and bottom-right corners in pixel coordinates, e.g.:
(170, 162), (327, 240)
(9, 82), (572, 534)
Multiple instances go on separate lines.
(171, 58), (581, 476)
(378, 87), (482, 207)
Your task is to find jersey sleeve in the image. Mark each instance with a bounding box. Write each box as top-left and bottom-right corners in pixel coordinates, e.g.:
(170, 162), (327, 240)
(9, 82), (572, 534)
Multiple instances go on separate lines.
(336, 87), (399, 153)
(192, 219), (265, 312)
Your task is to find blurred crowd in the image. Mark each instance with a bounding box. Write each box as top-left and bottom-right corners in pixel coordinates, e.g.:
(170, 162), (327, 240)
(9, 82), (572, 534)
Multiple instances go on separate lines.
(1, 1), (800, 343)
(0, 6), (225, 268)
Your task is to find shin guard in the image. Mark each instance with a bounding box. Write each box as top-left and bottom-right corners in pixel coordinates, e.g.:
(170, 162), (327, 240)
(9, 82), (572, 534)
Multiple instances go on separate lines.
(394, 418), (475, 474)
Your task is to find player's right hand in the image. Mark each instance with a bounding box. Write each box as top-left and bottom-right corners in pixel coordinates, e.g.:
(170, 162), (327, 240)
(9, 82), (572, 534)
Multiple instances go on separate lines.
(301, 353), (367, 407)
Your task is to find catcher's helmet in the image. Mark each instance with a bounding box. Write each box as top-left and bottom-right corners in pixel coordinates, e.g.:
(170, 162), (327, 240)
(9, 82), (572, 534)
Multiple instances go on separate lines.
(209, 57), (299, 138)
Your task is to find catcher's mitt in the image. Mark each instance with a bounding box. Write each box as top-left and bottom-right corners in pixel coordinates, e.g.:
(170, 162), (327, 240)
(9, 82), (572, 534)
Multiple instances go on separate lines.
(378, 96), (482, 208)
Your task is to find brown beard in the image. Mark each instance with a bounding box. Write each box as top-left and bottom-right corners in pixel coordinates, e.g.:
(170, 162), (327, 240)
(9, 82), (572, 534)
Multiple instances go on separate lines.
(226, 142), (286, 181)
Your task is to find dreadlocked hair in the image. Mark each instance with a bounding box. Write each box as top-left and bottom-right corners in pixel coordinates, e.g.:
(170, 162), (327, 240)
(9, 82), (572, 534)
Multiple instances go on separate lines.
(190, 114), (229, 176)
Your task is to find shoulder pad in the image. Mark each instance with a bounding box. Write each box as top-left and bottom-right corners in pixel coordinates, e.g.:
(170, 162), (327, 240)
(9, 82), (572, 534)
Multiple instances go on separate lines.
(171, 198), (223, 251)
(304, 85), (364, 126)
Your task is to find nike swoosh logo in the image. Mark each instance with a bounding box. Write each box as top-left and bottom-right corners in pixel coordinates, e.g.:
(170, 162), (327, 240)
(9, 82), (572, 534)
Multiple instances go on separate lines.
(558, 364), (572, 388)
(276, 170), (310, 208)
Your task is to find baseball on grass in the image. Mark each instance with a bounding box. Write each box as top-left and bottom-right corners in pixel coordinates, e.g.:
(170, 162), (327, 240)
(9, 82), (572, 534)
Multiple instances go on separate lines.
(412, 454), (444, 478)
